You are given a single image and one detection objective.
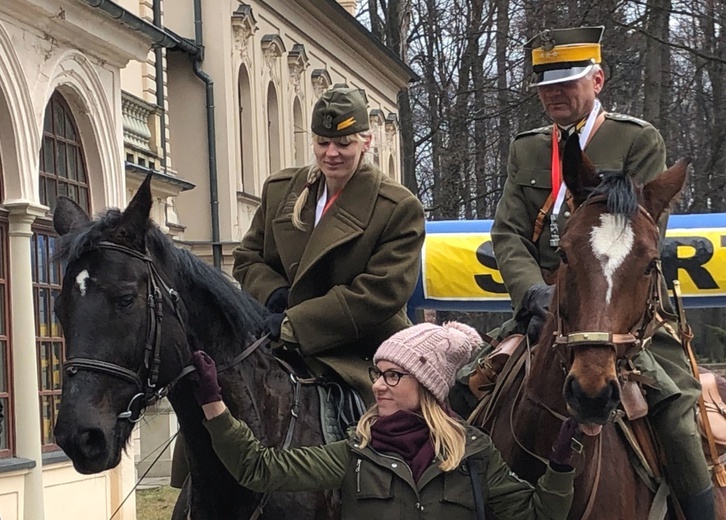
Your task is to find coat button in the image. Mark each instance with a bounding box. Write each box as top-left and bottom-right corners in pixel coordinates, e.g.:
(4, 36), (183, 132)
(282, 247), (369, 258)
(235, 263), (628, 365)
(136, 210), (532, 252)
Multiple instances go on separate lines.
(391, 463), (398, 468)
(530, 179), (536, 185)
(563, 210), (571, 218)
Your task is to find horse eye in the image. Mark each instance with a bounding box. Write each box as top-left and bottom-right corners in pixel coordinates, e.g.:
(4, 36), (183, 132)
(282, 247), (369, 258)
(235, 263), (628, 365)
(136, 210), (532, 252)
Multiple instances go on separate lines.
(557, 248), (569, 265)
(117, 295), (136, 309)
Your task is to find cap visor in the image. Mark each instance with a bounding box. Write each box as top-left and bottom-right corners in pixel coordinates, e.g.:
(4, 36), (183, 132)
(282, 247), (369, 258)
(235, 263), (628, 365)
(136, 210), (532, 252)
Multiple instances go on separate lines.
(529, 65), (594, 88)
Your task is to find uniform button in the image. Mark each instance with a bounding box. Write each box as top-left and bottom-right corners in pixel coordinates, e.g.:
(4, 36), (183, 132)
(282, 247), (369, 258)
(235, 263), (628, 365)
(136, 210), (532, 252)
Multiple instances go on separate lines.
(353, 443), (359, 448)
(530, 179), (536, 185)
(391, 463), (398, 468)
(563, 210), (571, 218)
(415, 502), (420, 509)
(471, 435), (477, 440)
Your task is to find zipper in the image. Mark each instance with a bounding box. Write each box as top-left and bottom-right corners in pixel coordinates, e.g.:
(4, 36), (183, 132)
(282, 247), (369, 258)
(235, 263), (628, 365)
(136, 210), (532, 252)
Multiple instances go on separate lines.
(356, 458), (362, 492)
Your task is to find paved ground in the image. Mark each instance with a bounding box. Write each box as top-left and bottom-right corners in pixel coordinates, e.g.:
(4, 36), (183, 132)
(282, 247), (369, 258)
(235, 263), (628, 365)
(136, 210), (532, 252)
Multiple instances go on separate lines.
(137, 476), (171, 490)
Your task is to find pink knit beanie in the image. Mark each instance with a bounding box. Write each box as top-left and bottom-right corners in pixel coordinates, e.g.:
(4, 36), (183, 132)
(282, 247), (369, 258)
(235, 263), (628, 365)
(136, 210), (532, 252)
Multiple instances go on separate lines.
(373, 322), (482, 403)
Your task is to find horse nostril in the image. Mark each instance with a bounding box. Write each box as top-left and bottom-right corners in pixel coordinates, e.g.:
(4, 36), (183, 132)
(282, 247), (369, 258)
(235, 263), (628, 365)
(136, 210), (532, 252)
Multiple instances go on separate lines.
(564, 375), (578, 401)
(78, 428), (107, 460)
(608, 379), (620, 404)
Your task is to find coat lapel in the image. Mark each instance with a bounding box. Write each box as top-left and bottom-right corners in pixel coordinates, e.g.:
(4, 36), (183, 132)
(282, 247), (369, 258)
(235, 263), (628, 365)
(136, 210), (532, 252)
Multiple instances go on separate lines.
(294, 163), (381, 284)
(271, 170), (315, 282)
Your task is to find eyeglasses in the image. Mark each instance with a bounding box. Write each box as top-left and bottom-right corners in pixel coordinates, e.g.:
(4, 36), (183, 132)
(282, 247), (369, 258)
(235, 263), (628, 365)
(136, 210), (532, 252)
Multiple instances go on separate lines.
(368, 366), (412, 387)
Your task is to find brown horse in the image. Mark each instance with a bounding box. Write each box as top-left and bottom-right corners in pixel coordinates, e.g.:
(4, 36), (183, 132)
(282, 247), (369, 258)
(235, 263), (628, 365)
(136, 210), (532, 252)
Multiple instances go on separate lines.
(476, 135), (723, 519)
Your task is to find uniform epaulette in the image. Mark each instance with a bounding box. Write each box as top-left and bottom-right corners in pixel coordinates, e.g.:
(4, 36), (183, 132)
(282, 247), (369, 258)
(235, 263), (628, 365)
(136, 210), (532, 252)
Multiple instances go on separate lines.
(514, 125), (552, 140)
(267, 166), (302, 183)
(605, 113), (651, 127)
(379, 176), (416, 203)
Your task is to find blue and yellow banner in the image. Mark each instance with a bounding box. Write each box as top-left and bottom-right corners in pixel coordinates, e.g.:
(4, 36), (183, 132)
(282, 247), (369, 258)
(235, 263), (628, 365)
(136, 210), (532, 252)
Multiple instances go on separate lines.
(410, 213), (726, 311)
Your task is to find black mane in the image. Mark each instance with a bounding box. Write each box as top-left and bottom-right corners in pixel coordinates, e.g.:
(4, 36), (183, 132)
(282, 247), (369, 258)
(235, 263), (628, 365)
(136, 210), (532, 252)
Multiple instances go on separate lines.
(55, 209), (267, 341)
(589, 170), (639, 217)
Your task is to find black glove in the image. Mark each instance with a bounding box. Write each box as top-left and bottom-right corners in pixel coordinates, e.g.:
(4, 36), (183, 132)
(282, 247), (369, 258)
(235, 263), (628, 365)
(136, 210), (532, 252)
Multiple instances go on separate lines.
(265, 313), (285, 342)
(521, 283), (555, 319)
(189, 351), (223, 405)
(549, 418), (583, 469)
(265, 287), (289, 314)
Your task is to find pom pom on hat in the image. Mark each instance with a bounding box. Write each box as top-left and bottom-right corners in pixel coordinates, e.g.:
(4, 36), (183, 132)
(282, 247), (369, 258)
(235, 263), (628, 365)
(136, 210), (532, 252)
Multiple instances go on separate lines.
(373, 321), (483, 403)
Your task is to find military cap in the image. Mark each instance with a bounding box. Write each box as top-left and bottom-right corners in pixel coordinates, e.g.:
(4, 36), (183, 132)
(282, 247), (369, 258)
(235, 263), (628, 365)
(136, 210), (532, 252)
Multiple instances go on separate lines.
(524, 26), (604, 87)
(311, 87), (370, 138)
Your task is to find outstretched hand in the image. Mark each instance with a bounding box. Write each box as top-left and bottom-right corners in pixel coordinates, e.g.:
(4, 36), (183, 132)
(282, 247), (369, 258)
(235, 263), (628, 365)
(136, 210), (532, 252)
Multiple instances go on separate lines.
(190, 351), (223, 405)
(549, 418), (583, 469)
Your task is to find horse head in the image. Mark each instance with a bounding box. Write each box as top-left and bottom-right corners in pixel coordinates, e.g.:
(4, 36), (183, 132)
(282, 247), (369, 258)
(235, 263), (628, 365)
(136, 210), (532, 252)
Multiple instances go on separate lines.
(555, 135), (688, 434)
(52, 175), (191, 473)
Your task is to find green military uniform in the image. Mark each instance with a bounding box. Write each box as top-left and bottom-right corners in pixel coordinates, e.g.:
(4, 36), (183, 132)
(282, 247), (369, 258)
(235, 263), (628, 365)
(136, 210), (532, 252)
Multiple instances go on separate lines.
(489, 26), (712, 504)
(205, 408), (575, 520)
(233, 162), (425, 403)
(233, 87), (425, 404)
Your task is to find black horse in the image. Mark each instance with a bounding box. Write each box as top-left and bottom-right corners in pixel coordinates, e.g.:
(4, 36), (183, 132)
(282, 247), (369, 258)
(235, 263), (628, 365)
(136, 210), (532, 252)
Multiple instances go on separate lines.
(52, 175), (340, 519)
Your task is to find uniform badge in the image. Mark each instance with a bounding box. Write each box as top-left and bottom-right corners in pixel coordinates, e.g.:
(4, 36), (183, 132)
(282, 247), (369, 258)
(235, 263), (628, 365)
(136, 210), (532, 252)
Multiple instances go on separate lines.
(322, 113), (333, 129)
(540, 29), (555, 51)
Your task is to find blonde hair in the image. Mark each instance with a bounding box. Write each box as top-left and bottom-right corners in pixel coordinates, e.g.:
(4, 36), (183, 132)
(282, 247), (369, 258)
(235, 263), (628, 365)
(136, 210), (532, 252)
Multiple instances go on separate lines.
(291, 132), (372, 230)
(355, 388), (467, 472)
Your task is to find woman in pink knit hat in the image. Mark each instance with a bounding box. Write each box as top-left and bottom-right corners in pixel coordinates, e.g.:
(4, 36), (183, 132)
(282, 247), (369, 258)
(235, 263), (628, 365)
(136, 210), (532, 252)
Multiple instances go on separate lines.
(191, 322), (579, 519)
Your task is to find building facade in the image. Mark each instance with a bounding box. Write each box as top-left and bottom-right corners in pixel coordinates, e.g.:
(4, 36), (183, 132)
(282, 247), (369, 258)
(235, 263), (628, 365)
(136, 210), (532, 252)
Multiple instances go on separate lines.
(0, 0), (413, 518)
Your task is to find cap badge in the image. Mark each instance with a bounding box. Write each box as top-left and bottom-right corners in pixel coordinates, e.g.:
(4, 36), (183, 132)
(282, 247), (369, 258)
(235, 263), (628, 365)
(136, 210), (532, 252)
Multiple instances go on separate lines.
(540, 29), (556, 51)
(322, 113), (333, 129)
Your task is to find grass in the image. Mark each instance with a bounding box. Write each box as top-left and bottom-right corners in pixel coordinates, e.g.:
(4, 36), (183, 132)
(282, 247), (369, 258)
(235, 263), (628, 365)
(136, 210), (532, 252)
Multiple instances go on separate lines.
(136, 486), (181, 520)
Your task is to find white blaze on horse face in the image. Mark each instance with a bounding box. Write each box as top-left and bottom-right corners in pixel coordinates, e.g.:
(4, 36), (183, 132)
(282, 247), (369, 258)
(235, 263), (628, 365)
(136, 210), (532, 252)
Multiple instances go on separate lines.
(76, 270), (90, 297)
(589, 214), (634, 304)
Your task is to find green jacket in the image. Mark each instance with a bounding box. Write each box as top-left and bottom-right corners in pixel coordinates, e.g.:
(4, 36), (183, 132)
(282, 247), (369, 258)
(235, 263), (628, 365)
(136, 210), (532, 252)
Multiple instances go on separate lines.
(233, 163), (425, 400)
(491, 113), (666, 313)
(205, 409), (574, 520)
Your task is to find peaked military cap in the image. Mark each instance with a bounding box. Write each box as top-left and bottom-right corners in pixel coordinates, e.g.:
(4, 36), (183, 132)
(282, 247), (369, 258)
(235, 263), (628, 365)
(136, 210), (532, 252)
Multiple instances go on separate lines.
(311, 87), (370, 138)
(524, 26), (604, 87)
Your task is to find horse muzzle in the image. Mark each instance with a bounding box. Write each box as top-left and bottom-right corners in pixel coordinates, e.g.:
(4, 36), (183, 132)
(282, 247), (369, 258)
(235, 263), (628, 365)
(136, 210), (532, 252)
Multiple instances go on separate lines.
(564, 374), (620, 430)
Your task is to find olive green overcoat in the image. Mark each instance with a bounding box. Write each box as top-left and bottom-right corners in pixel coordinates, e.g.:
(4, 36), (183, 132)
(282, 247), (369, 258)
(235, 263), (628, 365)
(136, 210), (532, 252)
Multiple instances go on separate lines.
(233, 162), (425, 401)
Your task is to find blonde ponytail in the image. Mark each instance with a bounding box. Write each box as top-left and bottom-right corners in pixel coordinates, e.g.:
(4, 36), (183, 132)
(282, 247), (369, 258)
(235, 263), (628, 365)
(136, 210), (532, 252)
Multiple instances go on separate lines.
(291, 164), (322, 231)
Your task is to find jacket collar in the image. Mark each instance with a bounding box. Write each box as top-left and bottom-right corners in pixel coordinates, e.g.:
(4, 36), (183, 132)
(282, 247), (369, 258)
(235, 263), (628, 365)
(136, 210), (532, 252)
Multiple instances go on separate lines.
(347, 422), (492, 491)
(273, 162), (382, 285)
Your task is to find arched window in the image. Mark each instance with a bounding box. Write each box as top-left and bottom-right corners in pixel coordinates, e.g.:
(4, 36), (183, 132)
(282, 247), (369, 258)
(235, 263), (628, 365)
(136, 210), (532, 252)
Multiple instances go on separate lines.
(238, 65), (255, 194)
(34, 91), (91, 449)
(388, 155), (396, 179)
(266, 83), (280, 174)
(293, 97), (306, 166)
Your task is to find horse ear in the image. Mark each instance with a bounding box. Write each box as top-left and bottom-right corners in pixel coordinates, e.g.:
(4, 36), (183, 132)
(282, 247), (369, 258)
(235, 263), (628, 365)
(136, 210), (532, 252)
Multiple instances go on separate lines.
(642, 158), (689, 221)
(54, 196), (90, 236)
(117, 174), (153, 251)
(562, 134), (600, 207)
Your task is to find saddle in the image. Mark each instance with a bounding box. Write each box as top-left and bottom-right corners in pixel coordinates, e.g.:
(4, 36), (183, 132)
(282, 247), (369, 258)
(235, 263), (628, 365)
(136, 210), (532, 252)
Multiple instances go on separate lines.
(468, 333), (525, 400)
(697, 371), (726, 446)
(275, 349), (366, 445)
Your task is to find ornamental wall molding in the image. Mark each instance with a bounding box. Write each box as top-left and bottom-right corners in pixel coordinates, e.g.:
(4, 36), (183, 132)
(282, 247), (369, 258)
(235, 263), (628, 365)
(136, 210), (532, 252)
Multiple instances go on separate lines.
(287, 43), (309, 98)
(260, 34), (286, 85)
(310, 68), (331, 99)
(231, 3), (258, 67)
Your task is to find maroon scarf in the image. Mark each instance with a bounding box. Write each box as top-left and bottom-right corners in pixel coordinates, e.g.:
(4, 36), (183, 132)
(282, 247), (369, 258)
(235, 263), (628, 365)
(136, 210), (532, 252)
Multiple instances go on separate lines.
(370, 410), (435, 482)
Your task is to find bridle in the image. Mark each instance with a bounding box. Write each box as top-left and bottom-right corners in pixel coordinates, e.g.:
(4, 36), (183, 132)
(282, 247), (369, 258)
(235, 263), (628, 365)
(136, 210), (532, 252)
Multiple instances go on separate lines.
(63, 241), (186, 422)
(551, 195), (668, 377)
(62, 241), (272, 423)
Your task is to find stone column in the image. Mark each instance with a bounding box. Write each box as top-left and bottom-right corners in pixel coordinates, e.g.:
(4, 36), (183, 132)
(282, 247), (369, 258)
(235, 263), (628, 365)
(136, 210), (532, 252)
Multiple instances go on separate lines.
(6, 202), (48, 520)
